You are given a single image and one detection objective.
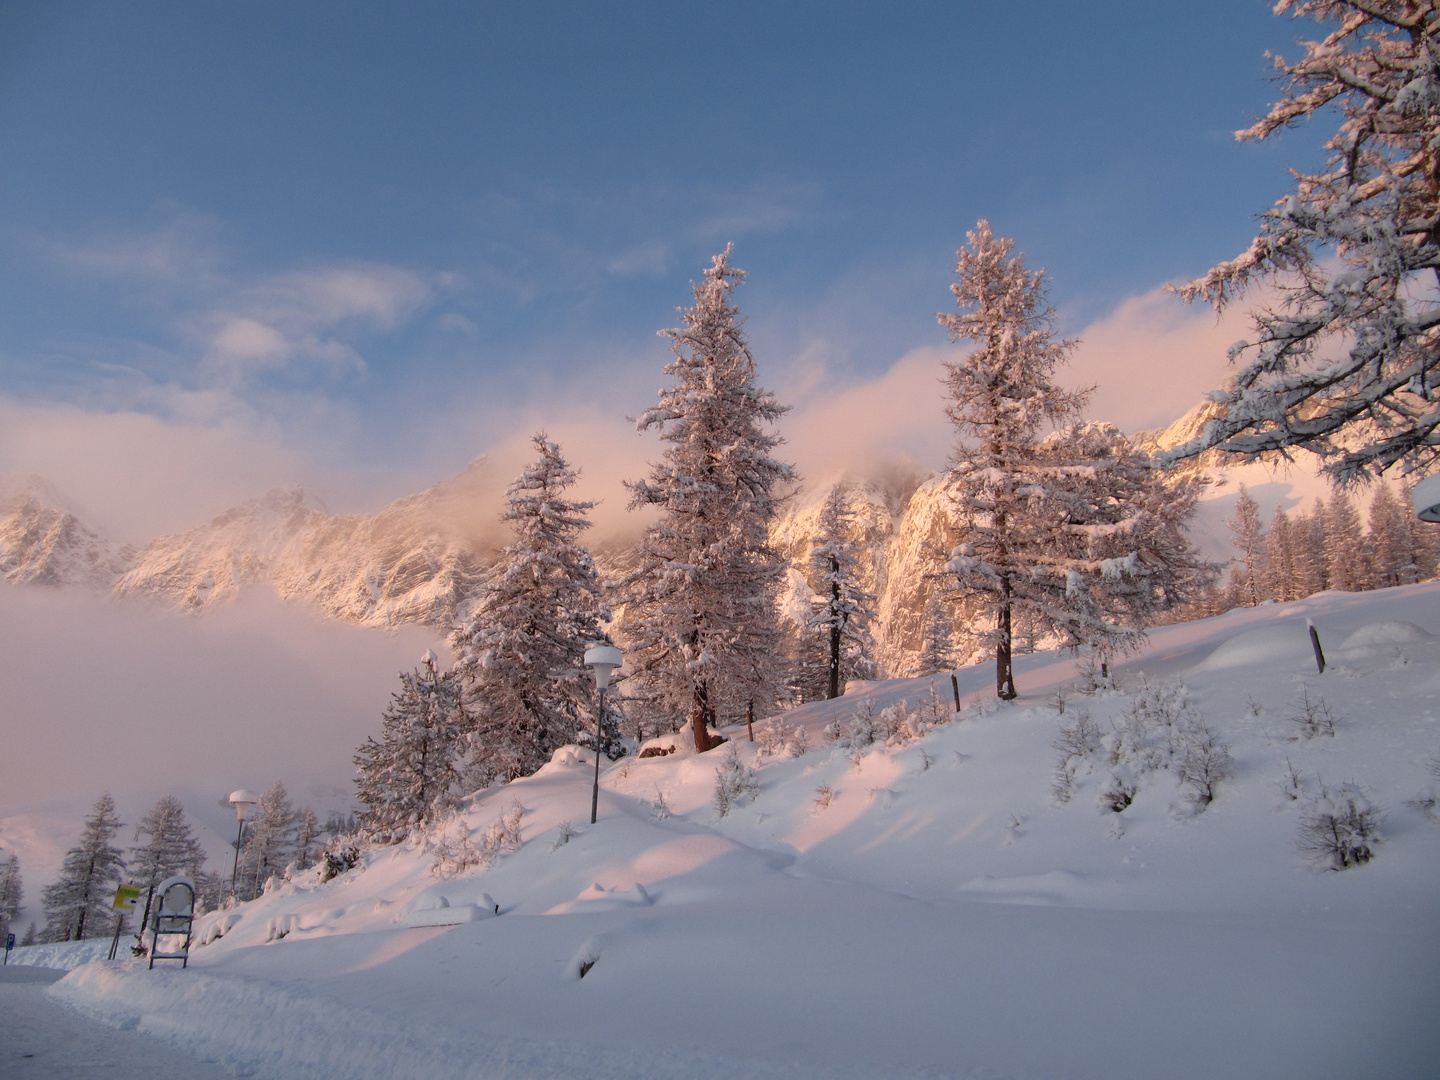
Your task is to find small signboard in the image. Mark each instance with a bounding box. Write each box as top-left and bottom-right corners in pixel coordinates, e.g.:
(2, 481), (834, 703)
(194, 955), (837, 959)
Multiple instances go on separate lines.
(113, 884), (142, 911)
(4, 931), (14, 964)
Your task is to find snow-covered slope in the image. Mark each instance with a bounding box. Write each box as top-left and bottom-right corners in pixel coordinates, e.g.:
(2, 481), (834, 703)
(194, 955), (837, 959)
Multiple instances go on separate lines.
(21, 583), (1440, 1080)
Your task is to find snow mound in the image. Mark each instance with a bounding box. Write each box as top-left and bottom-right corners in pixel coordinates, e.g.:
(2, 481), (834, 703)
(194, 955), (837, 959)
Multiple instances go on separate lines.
(1191, 619), (1317, 672)
(1337, 621), (1434, 649)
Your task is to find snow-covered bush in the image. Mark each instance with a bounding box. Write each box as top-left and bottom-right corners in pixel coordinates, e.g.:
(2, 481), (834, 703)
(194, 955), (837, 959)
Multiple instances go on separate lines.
(787, 727), (809, 757)
(1278, 758), (1306, 803)
(650, 787), (672, 821)
(825, 699), (878, 750)
(1051, 709), (1101, 803)
(1175, 720), (1233, 808)
(1288, 688), (1337, 740)
(550, 821), (576, 852)
(713, 747), (760, 818)
(876, 701), (927, 747)
(1298, 783), (1384, 870)
(757, 722), (785, 757)
(428, 801), (524, 878)
(1099, 770), (1137, 814)
(813, 784), (835, 811)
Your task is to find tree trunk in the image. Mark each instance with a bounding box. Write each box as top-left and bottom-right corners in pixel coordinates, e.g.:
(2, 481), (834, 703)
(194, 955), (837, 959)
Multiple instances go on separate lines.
(690, 685), (711, 753)
(996, 579), (1016, 700)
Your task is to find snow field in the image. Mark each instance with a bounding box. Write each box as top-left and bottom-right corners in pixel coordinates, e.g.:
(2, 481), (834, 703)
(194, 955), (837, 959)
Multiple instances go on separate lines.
(22, 583), (1440, 1079)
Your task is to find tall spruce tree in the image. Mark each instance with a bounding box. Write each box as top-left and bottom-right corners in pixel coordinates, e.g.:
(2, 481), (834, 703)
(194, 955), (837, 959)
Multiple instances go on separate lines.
(452, 434), (615, 781)
(236, 781), (295, 899)
(1228, 484), (1267, 606)
(799, 485), (878, 700)
(618, 246), (795, 749)
(938, 221), (1152, 698)
(913, 591), (960, 676)
(40, 794), (125, 942)
(1167, 0), (1440, 482)
(1325, 491), (1368, 591)
(129, 795), (206, 893)
(0, 854), (22, 941)
(355, 651), (466, 841)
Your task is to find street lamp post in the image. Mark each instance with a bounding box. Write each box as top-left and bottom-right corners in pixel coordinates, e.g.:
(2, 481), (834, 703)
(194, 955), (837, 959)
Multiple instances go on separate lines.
(583, 645), (623, 825)
(227, 790), (259, 898)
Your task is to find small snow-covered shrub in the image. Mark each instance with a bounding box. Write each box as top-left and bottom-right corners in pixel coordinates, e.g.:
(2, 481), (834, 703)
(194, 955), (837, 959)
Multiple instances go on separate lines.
(428, 817), (484, 879)
(713, 746), (760, 817)
(1100, 770), (1137, 813)
(319, 842), (361, 884)
(1278, 758), (1305, 802)
(826, 699), (878, 750)
(1073, 657), (1117, 695)
(757, 722), (786, 757)
(876, 701), (927, 747)
(787, 727), (809, 757)
(1175, 720), (1233, 808)
(1288, 687), (1338, 740)
(550, 820), (577, 851)
(429, 801), (525, 878)
(1053, 709), (1102, 763)
(650, 787), (673, 821)
(1298, 783), (1384, 869)
(813, 784), (835, 810)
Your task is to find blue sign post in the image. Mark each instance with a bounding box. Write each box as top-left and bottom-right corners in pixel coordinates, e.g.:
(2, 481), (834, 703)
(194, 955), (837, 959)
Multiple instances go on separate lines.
(4, 931), (14, 964)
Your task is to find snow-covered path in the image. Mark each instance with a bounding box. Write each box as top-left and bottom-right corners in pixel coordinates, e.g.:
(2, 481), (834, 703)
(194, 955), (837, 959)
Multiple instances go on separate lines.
(0, 965), (236, 1079)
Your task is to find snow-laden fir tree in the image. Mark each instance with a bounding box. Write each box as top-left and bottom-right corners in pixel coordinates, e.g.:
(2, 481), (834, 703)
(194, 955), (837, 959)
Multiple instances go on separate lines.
(40, 794), (125, 942)
(1325, 490), (1369, 591)
(235, 781), (295, 900)
(1263, 506), (1301, 602)
(1228, 484), (1267, 606)
(0, 853), (22, 941)
(355, 651), (466, 841)
(1167, 0), (1440, 483)
(290, 807), (322, 874)
(912, 591), (961, 676)
(618, 247), (795, 750)
(129, 795), (206, 895)
(797, 484), (878, 700)
(938, 221), (1153, 698)
(452, 434), (617, 781)
(1032, 422), (1214, 633)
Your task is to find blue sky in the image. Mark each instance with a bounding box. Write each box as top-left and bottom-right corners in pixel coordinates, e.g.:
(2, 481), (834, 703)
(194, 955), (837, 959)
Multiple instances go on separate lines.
(0, 1), (1322, 540)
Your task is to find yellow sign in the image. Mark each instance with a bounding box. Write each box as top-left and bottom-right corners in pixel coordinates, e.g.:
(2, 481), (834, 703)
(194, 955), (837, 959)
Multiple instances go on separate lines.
(113, 884), (141, 911)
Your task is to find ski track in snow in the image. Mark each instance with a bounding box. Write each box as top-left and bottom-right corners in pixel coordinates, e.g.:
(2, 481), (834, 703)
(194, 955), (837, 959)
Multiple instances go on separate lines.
(11, 583), (1440, 1080)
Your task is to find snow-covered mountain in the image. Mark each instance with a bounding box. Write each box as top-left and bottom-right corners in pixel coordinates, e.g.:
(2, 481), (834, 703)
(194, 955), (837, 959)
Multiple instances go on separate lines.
(0, 464), (499, 629)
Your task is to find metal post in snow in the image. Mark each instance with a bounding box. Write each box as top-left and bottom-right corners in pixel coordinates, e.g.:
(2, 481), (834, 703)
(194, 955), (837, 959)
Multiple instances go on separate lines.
(1307, 619), (1326, 674)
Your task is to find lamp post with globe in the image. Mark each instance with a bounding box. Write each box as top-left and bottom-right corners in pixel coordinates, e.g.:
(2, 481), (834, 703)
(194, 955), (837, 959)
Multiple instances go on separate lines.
(227, 789), (259, 897)
(582, 645), (622, 825)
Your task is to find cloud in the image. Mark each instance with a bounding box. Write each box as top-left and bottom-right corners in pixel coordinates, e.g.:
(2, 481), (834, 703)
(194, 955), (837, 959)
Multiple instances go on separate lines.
(1066, 285), (1258, 435)
(53, 210), (228, 289)
(195, 263), (433, 386)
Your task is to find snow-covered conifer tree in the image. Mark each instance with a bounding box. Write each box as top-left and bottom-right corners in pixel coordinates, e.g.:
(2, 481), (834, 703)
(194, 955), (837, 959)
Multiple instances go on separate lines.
(235, 781), (295, 899)
(0, 854), (22, 941)
(1324, 490), (1368, 591)
(1228, 484), (1267, 606)
(129, 795), (205, 894)
(1263, 506), (1300, 601)
(912, 592), (960, 676)
(618, 247), (795, 748)
(355, 652), (466, 841)
(938, 223), (1172, 698)
(1297, 500), (1330, 595)
(797, 485), (878, 699)
(291, 807), (322, 873)
(1166, 1), (1440, 483)
(452, 434), (616, 780)
(39, 794), (125, 941)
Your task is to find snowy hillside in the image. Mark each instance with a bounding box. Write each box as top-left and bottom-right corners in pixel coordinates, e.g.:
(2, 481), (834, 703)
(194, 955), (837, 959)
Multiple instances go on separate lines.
(18, 583), (1440, 1080)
